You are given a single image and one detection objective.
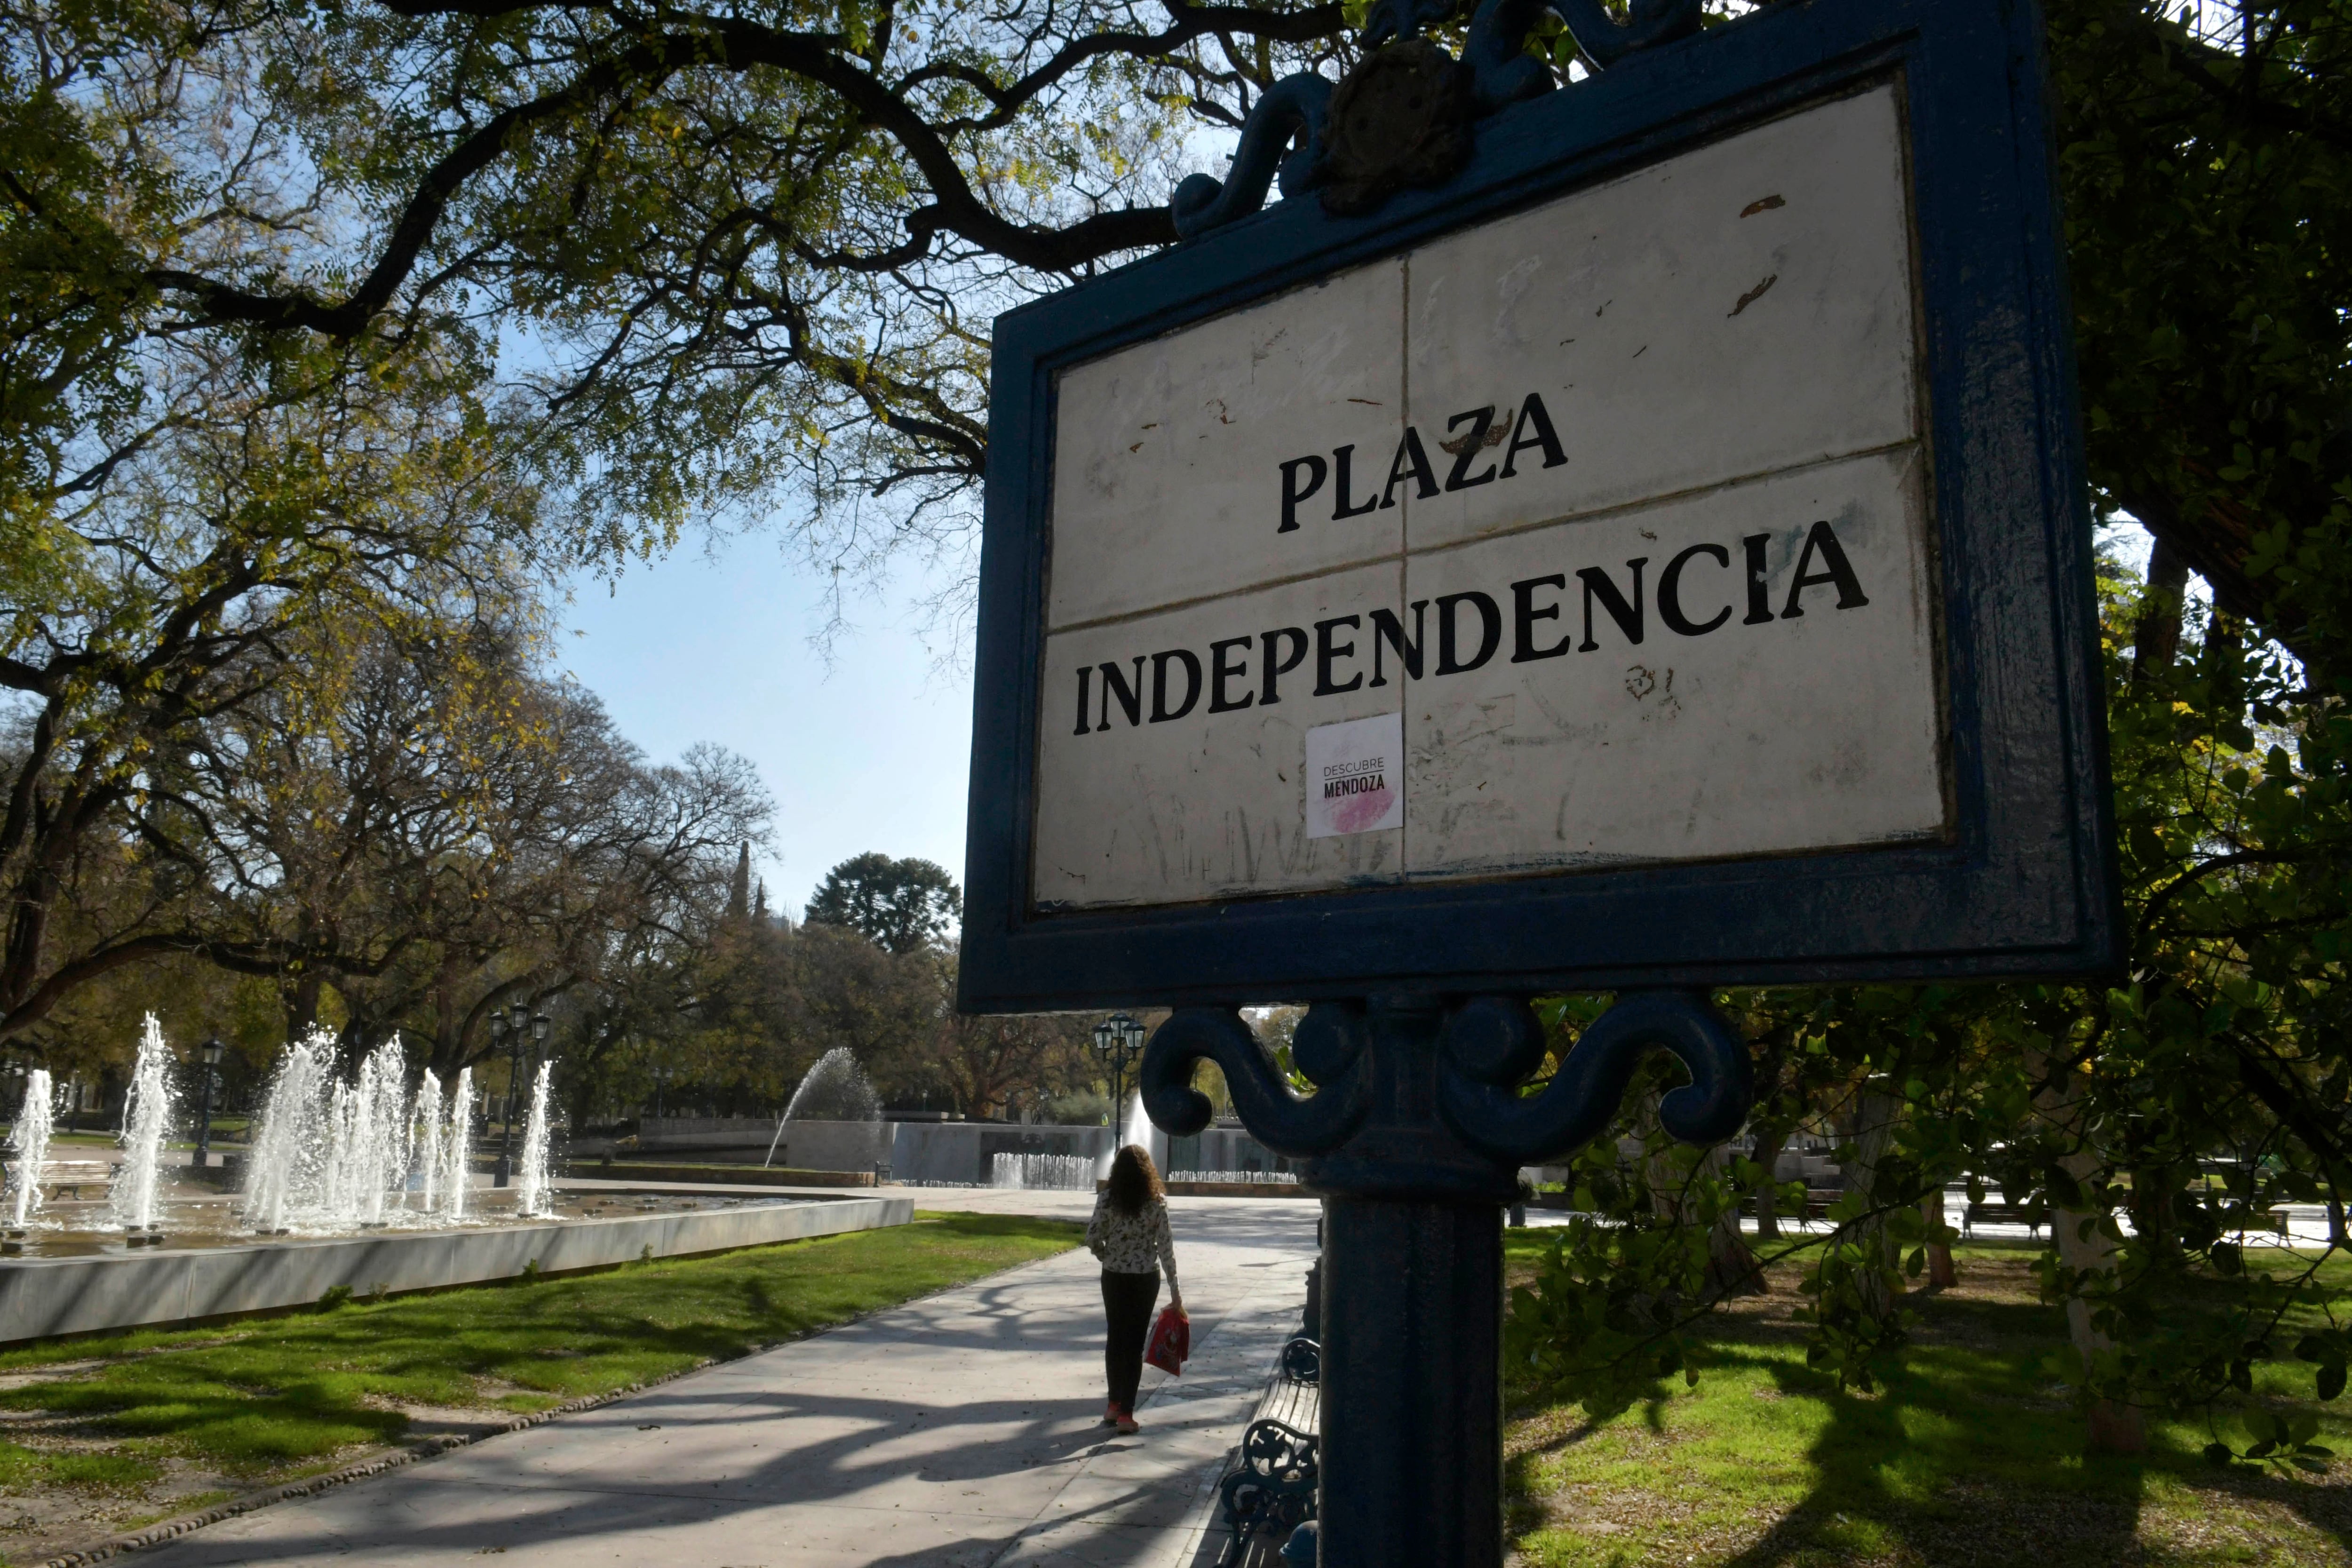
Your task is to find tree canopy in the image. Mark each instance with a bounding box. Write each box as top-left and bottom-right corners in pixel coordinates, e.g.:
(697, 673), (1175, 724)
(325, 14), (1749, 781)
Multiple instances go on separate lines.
(804, 851), (961, 954)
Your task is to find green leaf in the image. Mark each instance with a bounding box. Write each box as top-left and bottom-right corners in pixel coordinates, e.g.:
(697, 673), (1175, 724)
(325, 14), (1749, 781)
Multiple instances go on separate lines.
(2204, 1441), (2236, 1467)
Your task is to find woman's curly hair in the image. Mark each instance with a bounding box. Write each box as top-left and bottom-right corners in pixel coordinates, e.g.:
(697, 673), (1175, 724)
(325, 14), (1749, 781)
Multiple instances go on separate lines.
(1106, 1144), (1164, 1213)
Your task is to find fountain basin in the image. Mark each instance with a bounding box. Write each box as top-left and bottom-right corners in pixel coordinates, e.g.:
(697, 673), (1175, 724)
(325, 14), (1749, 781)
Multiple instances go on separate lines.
(0, 1194), (911, 1345)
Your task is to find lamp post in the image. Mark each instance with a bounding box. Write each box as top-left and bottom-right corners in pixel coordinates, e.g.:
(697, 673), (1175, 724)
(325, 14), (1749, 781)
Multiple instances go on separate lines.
(1143, 996), (1748, 1567)
(652, 1063), (672, 1122)
(193, 1038), (225, 1168)
(488, 1011), (509, 1186)
(1092, 1013), (1147, 1133)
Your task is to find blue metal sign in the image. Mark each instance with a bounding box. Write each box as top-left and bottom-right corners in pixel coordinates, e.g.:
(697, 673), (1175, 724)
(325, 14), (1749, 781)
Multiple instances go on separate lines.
(960, 0), (2117, 1014)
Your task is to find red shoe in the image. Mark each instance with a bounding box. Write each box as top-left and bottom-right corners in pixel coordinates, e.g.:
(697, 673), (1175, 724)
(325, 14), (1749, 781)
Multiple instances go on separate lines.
(1115, 1412), (1140, 1435)
(1101, 1402), (1121, 1427)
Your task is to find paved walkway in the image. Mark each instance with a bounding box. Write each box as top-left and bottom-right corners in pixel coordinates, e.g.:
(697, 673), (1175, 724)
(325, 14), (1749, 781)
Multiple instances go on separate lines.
(136, 1198), (1321, 1568)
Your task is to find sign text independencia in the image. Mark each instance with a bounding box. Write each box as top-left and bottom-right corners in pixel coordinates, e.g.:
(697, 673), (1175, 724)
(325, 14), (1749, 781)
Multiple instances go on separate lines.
(1069, 517), (1871, 735)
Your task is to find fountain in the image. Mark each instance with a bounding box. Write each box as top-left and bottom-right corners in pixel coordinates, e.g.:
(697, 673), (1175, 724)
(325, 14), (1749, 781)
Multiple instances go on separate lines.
(413, 1069), (445, 1211)
(0, 1025), (875, 1346)
(1098, 1089), (1168, 1180)
(763, 1047), (882, 1169)
(992, 1152), (1097, 1191)
(6, 1067), (54, 1230)
(242, 1031), (329, 1233)
(442, 1067), (473, 1219)
(328, 1035), (410, 1227)
(514, 1060), (555, 1218)
(107, 1016), (175, 1239)
(410, 1067), (475, 1219)
(242, 1029), (471, 1234)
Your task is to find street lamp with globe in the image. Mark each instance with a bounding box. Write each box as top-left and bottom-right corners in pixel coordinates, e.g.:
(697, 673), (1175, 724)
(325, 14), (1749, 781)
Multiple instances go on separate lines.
(491, 1002), (533, 1186)
(1092, 1013), (1148, 1132)
(488, 1011), (508, 1185)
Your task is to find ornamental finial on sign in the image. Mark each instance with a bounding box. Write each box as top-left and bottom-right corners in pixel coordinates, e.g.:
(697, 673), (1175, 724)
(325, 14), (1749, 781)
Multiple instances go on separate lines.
(1170, 75), (1335, 239)
(1170, 0), (1706, 239)
(1363, 0), (1460, 46)
(1463, 0), (1707, 108)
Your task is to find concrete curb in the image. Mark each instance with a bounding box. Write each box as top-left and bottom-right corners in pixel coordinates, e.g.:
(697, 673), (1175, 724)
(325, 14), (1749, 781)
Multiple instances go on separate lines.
(2, 1197), (912, 1344)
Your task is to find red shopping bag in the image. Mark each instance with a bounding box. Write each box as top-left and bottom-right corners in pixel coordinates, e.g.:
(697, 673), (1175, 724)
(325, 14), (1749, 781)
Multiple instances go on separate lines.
(1144, 1305), (1190, 1376)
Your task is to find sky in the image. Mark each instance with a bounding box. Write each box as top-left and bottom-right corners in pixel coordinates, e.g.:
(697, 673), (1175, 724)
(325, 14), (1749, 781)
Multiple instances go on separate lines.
(552, 534), (976, 923)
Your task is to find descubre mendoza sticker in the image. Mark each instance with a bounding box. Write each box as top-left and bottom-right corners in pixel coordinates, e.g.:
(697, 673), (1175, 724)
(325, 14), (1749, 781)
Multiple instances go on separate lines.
(1306, 713), (1404, 839)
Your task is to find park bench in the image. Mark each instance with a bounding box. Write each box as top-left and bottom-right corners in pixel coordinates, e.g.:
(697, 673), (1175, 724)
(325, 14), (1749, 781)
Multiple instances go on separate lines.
(1960, 1202), (2044, 1240)
(1739, 1189), (1842, 1222)
(1216, 1335), (1321, 1567)
(40, 1160), (112, 1202)
(1960, 1202), (2289, 1240)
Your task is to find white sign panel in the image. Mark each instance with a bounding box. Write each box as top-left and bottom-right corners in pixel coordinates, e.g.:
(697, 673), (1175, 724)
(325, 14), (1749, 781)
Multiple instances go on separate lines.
(1033, 86), (1946, 910)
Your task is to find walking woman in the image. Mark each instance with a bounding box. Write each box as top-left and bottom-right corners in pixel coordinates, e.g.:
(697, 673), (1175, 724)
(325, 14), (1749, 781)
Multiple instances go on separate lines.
(1087, 1144), (1183, 1434)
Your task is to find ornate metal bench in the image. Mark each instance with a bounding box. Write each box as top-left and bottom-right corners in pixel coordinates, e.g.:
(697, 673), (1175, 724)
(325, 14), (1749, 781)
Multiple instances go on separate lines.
(1959, 1202), (2045, 1241)
(1216, 1336), (1321, 1567)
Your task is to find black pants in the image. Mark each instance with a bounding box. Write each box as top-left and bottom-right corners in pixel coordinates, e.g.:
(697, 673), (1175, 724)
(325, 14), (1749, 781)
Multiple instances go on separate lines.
(1101, 1269), (1160, 1411)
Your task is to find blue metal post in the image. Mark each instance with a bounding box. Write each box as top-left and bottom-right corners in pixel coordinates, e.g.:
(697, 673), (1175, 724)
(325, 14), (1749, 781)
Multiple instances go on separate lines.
(1144, 990), (1750, 1567)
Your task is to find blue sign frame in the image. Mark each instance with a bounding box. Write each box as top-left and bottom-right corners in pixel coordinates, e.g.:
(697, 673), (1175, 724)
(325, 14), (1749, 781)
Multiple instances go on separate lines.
(959, 0), (2118, 1012)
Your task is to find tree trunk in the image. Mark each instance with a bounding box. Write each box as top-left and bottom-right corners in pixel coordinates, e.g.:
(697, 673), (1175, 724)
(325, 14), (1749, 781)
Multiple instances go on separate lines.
(1923, 1186), (1958, 1290)
(1634, 1098), (1765, 1303)
(2030, 1050), (2148, 1454)
(2127, 1161), (2186, 1262)
(1750, 1122), (1793, 1241)
(1843, 1088), (1906, 1324)
(282, 971), (322, 1043)
(2130, 536), (2190, 687)
(1704, 1144), (1766, 1297)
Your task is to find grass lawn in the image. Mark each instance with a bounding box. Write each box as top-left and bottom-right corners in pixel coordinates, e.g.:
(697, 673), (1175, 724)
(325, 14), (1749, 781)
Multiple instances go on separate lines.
(0, 1211), (1080, 1565)
(1501, 1234), (2352, 1567)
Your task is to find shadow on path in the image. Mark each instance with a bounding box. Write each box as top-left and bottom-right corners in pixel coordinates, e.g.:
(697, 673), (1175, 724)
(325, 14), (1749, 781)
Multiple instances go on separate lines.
(130, 1204), (1316, 1568)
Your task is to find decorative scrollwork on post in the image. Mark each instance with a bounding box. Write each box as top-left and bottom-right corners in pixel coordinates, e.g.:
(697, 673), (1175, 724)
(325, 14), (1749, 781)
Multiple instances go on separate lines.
(1152, 990), (1749, 1568)
(1144, 989), (1751, 1198)
(1435, 989), (1753, 1164)
(1140, 1003), (1373, 1154)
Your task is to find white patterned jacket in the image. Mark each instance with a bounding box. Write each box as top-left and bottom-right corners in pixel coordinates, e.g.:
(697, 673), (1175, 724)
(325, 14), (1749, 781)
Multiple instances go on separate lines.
(1086, 1192), (1181, 1296)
